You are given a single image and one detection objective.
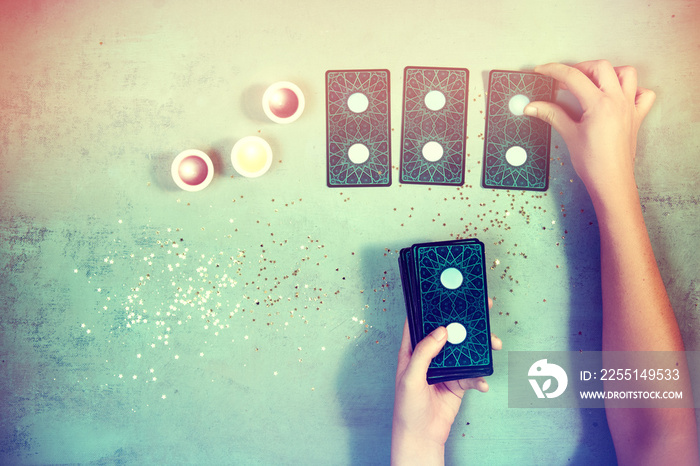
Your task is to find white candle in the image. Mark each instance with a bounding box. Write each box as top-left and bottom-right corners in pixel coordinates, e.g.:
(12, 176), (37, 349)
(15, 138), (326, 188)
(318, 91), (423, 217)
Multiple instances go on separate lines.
(230, 136), (273, 178)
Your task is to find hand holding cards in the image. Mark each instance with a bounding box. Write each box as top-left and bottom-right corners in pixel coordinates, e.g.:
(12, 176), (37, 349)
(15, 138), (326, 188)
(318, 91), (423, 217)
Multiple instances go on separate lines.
(398, 239), (493, 384)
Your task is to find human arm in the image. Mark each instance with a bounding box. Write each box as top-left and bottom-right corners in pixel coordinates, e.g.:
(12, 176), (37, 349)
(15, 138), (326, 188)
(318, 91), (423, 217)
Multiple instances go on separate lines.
(391, 300), (502, 465)
(525, 60), (699, 465)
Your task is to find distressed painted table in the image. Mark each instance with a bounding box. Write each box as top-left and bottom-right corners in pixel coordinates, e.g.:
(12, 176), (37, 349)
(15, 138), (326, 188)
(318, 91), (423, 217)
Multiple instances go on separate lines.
(1, 1), (698, 464)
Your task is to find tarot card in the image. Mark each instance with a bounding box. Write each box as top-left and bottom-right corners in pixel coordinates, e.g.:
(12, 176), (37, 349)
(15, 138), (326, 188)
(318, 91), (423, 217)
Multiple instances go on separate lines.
(482, 70), (555, 191)
(413, 240), (492, 381)
(400, 67), (469, 186)
(326, 69), (391, 187)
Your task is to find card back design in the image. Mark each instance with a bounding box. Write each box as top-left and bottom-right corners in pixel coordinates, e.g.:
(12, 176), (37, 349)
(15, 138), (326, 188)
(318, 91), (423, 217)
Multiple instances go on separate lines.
(413, 242), (491, 370)
(482, 70), (555, 191)
(400, 67), (468, 185)
(326, 70), (391, 187)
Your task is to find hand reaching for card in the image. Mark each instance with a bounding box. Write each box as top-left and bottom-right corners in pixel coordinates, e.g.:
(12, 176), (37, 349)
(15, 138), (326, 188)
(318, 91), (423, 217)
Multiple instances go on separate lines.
(391, 298), (502, 465)
(524, 60), (656, 206)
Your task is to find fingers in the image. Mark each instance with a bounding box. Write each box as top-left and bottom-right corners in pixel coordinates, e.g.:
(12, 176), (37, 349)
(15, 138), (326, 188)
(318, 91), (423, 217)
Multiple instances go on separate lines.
(487, 298), (502, 350)
(471, 378), (490, 393)
(452, 377), (489, 394)
(614, 66), (638, 102)
(396, 318), (413, 377)
(403, 326), (447, 385)
(635, 87), (656, 120)
(571, 59), (620, 93)
(491, 333), (503, 351)
(524, 101), (576, 137)
(538, 61), (649, 117)
(573, 62), (655, 121)
(534, 62), (600, 111)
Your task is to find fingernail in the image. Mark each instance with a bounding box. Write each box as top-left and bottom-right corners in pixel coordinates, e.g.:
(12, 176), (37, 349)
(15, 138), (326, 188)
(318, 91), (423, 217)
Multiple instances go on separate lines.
(431, 327), (447, 342)
(523, 105), (537, 117)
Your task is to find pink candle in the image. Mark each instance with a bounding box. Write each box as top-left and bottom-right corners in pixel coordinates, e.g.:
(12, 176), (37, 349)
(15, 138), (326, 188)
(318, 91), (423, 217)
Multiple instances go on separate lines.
(178, 155), (209, 186)
(262, 81), (305, 124)
(171, 149), (214, 191)
(268, 88), (299, 119)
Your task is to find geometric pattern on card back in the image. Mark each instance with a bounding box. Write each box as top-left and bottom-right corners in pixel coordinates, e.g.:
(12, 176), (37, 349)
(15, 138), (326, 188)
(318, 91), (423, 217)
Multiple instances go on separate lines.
(400, 67), (468, 185)
(482, 70), (554, 191)
(415, 242), (491, 369)
(326, 69), (391, 187)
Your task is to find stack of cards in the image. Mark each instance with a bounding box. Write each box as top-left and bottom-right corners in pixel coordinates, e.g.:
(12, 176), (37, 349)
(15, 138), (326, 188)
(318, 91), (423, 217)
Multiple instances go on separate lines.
(398, 239), (493, 384)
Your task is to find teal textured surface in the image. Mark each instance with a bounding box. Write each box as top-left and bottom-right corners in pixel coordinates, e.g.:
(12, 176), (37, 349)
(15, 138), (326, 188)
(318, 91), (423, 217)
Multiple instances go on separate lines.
(1, 1), (699, 464)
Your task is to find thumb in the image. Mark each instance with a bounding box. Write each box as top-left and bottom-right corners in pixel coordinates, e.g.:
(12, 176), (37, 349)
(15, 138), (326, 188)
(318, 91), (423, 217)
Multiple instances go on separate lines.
(404, 326), (447, 384)
(524, 101), (575, 138)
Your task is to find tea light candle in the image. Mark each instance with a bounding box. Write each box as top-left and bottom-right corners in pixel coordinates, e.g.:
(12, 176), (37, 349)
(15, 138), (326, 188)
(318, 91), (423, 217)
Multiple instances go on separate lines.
(231, 136), (273, 178)
(262, 81), (305, 124)
(171, 149), (214, 191)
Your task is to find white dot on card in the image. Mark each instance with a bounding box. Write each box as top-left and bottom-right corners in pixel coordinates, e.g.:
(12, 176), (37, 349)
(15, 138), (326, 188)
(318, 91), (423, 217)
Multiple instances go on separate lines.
(424, 90), (446, 111)
(440, 267), (463, 289)
(348, 143), (370, 164)
(347, 92), (369, 113)
(446, 322), (467, 345)
(505, 146), (527, 167)
(422, 141), (444, 162)
(508, 94), (530, 116)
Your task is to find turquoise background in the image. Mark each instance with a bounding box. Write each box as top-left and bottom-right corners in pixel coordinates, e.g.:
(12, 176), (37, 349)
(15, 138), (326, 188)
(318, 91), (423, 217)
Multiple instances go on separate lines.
(1, 1), (698, 464)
